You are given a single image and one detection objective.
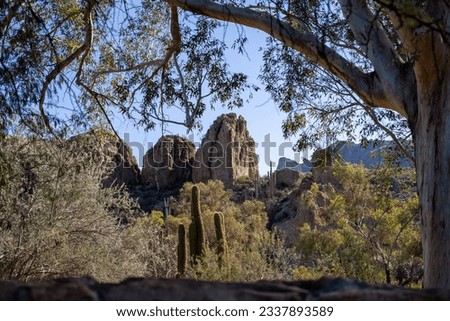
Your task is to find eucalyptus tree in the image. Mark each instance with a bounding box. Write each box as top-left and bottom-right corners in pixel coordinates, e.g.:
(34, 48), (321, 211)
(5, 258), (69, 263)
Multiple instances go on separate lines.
(3, 0), (450, 288)
(161, 0), (450, 288)
(0, 0), (249, 135)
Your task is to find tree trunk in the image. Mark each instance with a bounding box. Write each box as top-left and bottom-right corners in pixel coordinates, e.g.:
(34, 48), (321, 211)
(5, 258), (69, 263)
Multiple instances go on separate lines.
(384, 263), (391, 285)
(414, 73), (450, 288)
(167, 0), (450, 288)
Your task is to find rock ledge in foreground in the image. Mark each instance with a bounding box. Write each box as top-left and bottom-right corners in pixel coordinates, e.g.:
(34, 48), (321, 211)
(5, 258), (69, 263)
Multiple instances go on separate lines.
(1, 277), (449, 300)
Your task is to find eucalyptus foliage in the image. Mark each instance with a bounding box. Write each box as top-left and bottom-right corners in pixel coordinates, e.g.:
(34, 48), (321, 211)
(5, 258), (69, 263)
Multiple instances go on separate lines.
(1, 0), (251, 135)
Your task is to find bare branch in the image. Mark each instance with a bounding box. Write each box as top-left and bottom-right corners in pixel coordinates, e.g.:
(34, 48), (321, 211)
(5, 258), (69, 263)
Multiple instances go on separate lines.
(38, 1), (95, 134)
(146, 113), (191, 127)
(339, 0), (402, 61)
(338, 0), (413, 116)
(92, 59), (165, 77)
(173, 54), (192, 127)
(363, 106), (415, 163)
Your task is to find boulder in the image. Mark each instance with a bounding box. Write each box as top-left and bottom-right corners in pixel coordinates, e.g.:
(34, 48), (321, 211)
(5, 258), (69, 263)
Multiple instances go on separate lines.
(142, 135), (195, 190)
(275, 168), (305, 189)
(276, 157), (300, 170)
(1, 277), (448, 300)
(193, 113), (258, 188)
(269, 176), (315, 245)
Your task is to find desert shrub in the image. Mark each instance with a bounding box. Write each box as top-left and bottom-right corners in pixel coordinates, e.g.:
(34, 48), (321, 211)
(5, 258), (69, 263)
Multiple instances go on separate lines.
(294, 164), (422, 286)
(235, 175), (251, 186)
(119, 216), (178, 278)
(0, 135), (171, 282)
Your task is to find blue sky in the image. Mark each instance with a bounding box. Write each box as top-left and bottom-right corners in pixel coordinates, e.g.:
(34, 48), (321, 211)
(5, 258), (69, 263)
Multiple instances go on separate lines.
(112, 28), (306, 175)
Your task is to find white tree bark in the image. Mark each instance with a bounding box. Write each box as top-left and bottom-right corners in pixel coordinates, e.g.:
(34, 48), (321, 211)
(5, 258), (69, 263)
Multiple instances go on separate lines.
(413, 24), (450, 286)
(415, 81), (450, 288)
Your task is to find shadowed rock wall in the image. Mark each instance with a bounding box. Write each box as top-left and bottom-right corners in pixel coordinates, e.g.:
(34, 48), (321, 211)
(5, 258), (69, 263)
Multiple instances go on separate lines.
(142, 135), (196, 190)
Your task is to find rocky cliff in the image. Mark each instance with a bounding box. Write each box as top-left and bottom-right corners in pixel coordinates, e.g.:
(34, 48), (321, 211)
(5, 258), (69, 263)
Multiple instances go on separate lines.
(142, 135), (196, 190)
(70, 129), (141, 188)
(193, 113), (259, 188)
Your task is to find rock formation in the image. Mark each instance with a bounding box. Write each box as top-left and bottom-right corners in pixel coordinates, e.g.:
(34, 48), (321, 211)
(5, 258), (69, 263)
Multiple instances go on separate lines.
(268, 176), (316, 245)
(70, 129), (140, 188)
(193, 113), (258, 188)
(275, 168), (305, 189)
(1, 277), (448, 300)
(277, 156), (300, 170)
(142, 135), (196, 190)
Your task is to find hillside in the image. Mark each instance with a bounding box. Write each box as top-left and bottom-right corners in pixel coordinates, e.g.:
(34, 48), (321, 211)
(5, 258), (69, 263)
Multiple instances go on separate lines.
(0, 114), (422, 291)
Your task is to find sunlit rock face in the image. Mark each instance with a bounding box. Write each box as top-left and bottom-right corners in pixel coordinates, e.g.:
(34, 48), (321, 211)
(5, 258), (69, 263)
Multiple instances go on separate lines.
(193, 113), (259, 188)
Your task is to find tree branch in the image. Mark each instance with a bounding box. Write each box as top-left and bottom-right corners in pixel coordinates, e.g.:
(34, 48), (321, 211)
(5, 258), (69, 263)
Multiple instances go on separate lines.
(92, 59), (165, 77)
(379, 0), (450, 41)
(173, 54), (193, 128)
(338, 0), (414, 117)
(166, 0), (405, 115)
(0, 0), (25, 36)
(74, 1), (121, 140)
(38, 1), (95, 134)
(147, 113), (191, 127)
(377, 0), (419, 53)
(336, 79), (414, 162)
(363, 106), (415, 163)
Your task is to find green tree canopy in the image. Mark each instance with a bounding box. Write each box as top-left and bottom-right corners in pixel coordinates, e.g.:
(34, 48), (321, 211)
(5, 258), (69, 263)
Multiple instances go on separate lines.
(0, 0), (251, 135)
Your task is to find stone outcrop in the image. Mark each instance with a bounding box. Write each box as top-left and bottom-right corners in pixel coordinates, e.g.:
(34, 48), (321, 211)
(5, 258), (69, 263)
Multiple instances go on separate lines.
(277, 156), (301, 170)
(275, 168), (305, 189)
(142, 135), (195, 190)
(193, 113), (258, 188)
(104, 139), (141, 188)
(269, 176), (315, 245)
(1, 277), (448, 300)
(70, 129), (140, 188)
(276, 156), (313, 173)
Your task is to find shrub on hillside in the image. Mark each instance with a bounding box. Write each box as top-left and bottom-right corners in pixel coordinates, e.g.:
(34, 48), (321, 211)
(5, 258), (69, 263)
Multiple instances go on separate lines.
(170, 180), (299, 281)
(0, 136), (171, 282)
(294, 164), (422, 286)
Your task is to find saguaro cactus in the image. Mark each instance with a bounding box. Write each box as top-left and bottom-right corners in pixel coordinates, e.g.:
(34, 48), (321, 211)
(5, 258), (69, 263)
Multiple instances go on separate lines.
(214, 212), (228, 265)
(177, 224), (187, 278)
(189, 185), (206, 262)
(163, 197), (170, 223)
(188, 222), (197, 262)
